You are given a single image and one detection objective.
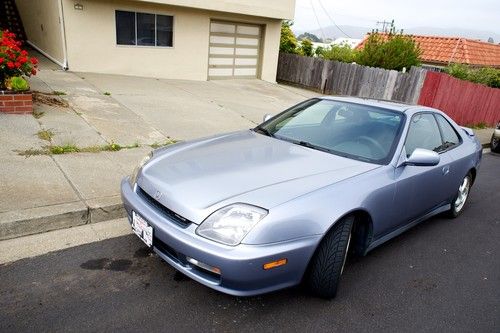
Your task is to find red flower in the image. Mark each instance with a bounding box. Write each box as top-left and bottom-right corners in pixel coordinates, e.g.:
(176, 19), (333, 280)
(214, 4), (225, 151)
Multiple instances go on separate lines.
(30, 57), (38, 65)
(18, 56), (27, 64)
(14, 62), (21, 68)
(21, 50), (28, 56)
(7, 61), (14, 69)
(31, 68), (37, 75)
(0, 57), (4, 64)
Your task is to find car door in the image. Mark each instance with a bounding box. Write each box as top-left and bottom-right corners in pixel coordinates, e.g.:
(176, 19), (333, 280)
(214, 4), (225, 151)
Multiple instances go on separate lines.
(392, 112), (456, 226)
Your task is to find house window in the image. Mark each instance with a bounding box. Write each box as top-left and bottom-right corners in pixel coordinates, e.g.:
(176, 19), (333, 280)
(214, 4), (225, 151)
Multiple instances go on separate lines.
(115, 10), (173, 47)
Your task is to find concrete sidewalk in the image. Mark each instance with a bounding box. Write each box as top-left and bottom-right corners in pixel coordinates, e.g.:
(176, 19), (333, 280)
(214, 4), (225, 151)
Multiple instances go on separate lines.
(0, 52), (494, 240)
(0, 58), (319, 240)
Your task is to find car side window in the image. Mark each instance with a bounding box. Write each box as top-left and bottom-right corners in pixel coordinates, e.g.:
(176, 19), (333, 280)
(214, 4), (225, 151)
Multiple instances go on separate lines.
(405, 113), (442, 157)
(435, 114), (461, 149)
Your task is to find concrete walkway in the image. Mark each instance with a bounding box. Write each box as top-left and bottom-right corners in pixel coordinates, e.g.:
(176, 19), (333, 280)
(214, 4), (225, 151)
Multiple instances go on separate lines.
(0, 56), (319, 240)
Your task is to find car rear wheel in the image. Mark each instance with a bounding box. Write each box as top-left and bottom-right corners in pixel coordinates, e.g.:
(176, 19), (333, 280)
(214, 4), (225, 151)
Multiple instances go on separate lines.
(448, 173), (472, 218)
(305, 215), (354, 299)
(491, 134), (500, 153)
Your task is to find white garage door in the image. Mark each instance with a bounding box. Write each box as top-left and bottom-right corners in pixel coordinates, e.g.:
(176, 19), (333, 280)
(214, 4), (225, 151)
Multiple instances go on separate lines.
(208, 21), (261, 79)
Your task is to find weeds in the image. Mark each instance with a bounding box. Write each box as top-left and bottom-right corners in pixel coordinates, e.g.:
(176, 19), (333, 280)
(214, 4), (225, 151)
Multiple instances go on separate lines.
(150, 138), (178, 149)
(467, 122), (489, 130)
(103, 92), (111, 96)
(53, 90), (67, 96)
(17, 141), (145, 156)
(37, 129), (54, 142)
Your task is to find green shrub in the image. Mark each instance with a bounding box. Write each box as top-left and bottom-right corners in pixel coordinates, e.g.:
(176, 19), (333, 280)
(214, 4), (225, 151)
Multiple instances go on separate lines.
(445, 64), (500, 88)
(317, 43), (358, 63)
(299, 39), (314, 57)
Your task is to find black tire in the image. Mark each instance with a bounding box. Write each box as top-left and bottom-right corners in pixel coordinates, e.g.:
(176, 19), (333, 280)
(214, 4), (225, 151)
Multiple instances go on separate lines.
(447, 173), (472, 218)
(491, 134), (500, 153)
(305, 215), (354, 299)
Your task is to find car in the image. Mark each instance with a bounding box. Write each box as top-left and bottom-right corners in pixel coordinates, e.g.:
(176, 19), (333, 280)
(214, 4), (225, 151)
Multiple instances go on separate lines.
(121, 96), (482, 299)
(490, 121), (500, 153)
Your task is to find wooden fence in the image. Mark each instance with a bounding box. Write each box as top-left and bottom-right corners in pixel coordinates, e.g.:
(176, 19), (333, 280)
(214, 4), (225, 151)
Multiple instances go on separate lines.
(276, 52), (500, 126)
(418, 71), (500, 126)
(276, 52), (427, 104)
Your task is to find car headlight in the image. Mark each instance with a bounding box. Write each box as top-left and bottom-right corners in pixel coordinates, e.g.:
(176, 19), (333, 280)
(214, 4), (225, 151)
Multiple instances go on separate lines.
(196, 204), (268, 246)
(129, 151), (153, 186)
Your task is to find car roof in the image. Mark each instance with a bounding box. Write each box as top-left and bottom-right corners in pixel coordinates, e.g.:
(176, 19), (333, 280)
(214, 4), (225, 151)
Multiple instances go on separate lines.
(319, 95), (425, 113)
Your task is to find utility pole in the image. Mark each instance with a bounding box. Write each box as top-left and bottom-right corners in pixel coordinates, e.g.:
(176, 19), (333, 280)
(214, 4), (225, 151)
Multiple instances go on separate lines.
(376, 20), (391, 33)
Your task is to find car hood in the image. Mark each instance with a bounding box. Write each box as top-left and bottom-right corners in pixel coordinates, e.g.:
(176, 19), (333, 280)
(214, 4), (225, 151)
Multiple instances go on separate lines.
(138, 130), (379, 223)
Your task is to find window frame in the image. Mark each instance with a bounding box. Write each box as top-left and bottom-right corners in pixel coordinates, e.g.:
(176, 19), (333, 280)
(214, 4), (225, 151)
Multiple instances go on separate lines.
(403, 111), (463, 156)
(115, 10), (174, 48)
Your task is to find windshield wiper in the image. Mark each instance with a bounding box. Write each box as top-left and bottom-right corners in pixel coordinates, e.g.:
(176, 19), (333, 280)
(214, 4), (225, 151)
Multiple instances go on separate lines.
(294, 140), (334, 154)
(254, 127), (274, 137)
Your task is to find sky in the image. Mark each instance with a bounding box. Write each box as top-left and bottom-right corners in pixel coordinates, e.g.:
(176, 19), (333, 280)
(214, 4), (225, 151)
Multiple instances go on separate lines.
(293, 0), (500, 34)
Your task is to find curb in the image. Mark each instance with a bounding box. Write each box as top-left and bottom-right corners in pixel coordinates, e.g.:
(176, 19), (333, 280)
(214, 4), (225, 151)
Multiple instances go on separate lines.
(0, 197), (126, 241)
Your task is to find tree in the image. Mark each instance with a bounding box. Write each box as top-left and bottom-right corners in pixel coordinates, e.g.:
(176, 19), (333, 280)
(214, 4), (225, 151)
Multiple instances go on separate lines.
(279, 21), (299, 54)
(297, 32), (322, 43)
(356, 22), (421, 71)
(299, 39), (314, 57)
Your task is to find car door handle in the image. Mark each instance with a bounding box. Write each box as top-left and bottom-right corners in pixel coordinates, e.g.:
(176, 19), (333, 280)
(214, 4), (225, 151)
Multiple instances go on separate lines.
(442, 165), (450, 175)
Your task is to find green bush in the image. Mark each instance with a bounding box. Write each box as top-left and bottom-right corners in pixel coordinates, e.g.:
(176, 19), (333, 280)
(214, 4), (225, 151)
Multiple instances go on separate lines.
(299, 39), (314, 57)
(317, 43), (358, 63)
(445, 64), (500, 88)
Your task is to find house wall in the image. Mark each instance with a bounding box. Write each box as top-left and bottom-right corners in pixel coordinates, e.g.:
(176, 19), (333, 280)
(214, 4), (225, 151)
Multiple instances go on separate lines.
(15, 0), (65, 65)
(131, 0), (295, 20)
(61, 0), (282, 82)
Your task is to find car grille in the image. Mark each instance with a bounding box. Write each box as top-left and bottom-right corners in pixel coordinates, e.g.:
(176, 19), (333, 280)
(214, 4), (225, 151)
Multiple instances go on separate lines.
(136, 186), (191, 228)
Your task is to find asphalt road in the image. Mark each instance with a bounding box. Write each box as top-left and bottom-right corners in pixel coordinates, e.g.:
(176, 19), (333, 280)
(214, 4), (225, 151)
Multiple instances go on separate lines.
(1, 153), (499, 333)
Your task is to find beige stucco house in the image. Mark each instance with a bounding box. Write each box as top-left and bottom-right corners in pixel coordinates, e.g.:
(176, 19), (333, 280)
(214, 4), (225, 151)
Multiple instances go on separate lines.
(15, 0), (295, 82)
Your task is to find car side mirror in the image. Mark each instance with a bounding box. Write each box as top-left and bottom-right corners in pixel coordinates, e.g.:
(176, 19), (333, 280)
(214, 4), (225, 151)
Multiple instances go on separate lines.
(404, 148), (440, 166)
(262, 114), (272, 123)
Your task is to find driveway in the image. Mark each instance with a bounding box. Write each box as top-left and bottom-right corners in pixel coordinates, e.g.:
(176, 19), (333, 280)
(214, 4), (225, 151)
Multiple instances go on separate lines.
(76, 73), (320, 141)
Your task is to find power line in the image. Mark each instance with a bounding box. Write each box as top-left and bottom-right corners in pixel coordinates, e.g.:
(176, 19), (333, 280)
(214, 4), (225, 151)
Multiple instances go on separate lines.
(376, 20), (391, 33)
(316, 0), (351, 38)
(309, 0), (326, 42)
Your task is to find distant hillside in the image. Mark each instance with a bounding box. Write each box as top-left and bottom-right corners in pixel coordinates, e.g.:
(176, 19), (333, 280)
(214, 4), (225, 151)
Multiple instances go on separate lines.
(296, 25), (500, 43)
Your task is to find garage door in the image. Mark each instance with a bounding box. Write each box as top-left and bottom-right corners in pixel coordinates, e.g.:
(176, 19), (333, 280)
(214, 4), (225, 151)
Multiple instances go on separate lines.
(208, 21), (261, 79)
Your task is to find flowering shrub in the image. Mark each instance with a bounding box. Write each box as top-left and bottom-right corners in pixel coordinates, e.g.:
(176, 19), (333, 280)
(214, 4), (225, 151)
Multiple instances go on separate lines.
(0, 30), (38, 91)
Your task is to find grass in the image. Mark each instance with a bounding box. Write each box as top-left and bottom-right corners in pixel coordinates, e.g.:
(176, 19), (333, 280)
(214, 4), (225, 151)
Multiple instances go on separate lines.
(37, 129), (54, 142)
(103, 92), (111, 96)
(53, 90), (66, 96)
(467, 122), (489, 130)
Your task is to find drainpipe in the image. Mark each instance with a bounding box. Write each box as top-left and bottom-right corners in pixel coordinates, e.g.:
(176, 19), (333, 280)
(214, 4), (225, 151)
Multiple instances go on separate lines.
(57, 0), (69, 70)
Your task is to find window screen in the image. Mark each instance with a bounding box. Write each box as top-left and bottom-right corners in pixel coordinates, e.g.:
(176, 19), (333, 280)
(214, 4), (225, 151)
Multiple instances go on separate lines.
(116, 11), (135, 45)
(137, 13), (155, 46)
(157, 15), (173, 46)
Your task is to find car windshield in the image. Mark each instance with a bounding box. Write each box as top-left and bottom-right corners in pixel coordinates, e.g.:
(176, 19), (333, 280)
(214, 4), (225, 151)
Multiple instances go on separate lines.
(255, 99), (405, 164)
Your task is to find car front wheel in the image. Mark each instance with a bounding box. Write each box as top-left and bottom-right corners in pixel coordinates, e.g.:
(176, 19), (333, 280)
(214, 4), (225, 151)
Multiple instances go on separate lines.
(305, 215), (354, 299)
(448, 173), (472, 218)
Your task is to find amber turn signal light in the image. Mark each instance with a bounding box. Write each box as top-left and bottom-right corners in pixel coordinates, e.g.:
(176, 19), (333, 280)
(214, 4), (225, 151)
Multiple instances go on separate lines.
(263, 258), (287, 270)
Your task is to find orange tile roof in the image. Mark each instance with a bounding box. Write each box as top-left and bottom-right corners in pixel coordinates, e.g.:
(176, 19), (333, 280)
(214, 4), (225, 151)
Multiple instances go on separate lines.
(356, 33), (500, 67)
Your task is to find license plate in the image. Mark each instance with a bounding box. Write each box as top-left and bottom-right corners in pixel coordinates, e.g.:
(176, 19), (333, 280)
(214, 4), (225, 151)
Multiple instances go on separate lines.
(132, 211), (153, 247)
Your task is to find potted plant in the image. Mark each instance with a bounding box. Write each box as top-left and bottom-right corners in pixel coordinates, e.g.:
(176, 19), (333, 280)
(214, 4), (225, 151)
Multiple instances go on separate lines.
(0, 29), (38, 114)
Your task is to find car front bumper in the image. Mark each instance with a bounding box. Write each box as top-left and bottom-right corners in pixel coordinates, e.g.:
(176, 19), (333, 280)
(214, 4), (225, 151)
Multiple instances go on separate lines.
(120, 178), (321, 296)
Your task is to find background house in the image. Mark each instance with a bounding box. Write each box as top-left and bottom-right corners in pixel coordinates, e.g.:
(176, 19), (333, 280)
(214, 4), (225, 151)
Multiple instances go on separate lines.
(357, 33), (500, 70)
(13, 0), (295, 82)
